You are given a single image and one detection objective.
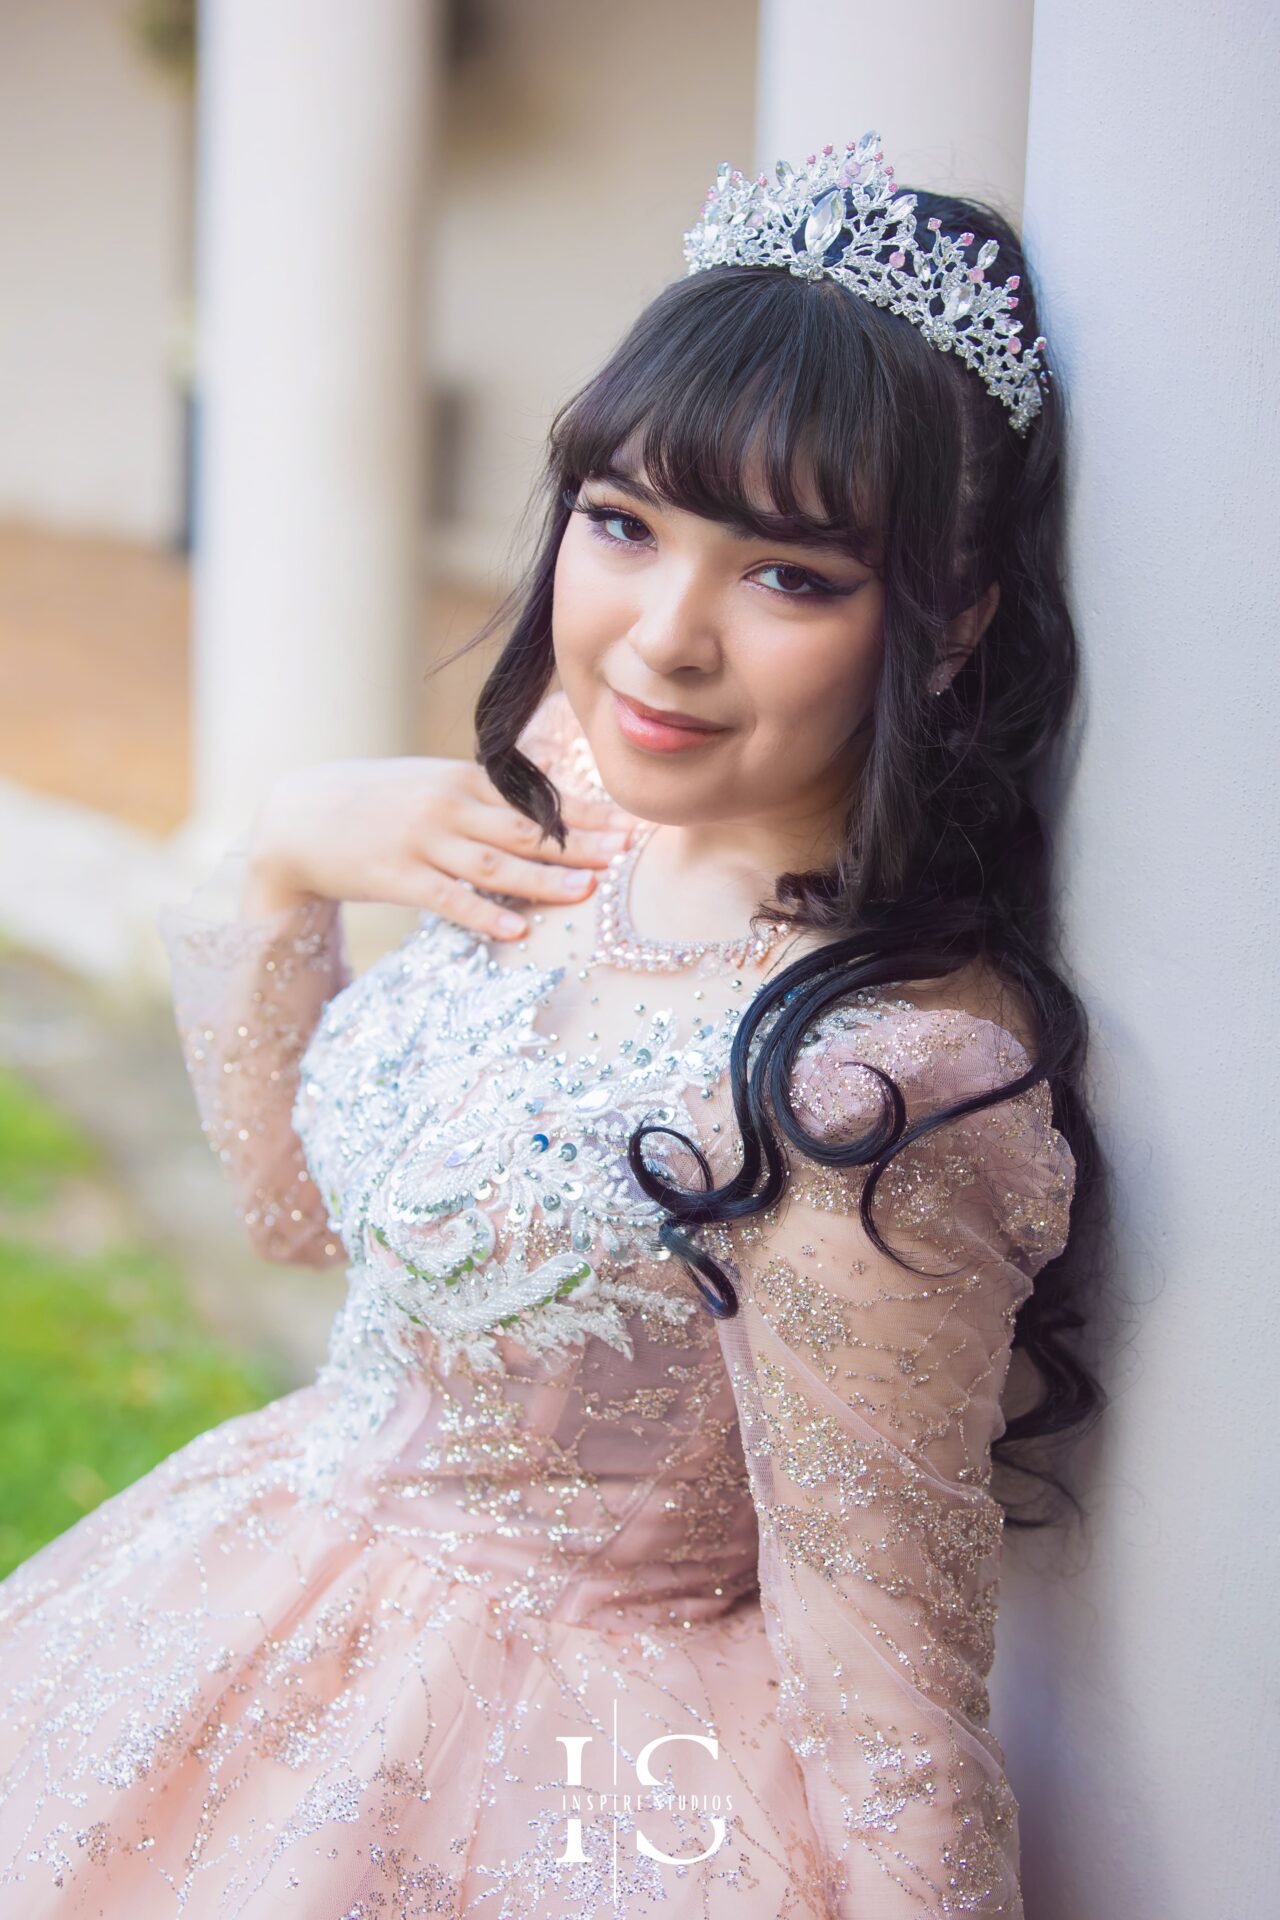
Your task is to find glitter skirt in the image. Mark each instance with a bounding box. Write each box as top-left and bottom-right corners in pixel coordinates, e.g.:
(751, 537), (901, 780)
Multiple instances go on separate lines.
(0, 1383), (838, 1918)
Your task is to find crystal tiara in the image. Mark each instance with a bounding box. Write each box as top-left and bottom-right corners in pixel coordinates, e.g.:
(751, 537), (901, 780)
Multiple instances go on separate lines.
(682, 130), (1050, 435)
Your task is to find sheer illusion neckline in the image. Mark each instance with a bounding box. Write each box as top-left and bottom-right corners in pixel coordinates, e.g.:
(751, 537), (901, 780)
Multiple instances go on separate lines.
(589, 822), (796, 976)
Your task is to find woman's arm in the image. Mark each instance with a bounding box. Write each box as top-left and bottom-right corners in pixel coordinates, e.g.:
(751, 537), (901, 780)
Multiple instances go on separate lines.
(157, 851), (352, 1267)
(157, 690), (634, 1265)
(710, 1006), (1076, 1917)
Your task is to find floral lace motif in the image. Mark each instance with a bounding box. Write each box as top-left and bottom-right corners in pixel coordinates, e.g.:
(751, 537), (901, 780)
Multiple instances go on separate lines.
(293, 913), (755, 1375)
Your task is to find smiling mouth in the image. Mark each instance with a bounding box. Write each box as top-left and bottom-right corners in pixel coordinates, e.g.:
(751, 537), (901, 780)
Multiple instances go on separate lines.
(612, 692), (727, 733)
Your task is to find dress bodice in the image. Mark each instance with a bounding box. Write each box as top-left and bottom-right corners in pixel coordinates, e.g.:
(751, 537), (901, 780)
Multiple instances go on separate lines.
(295, 905), (747, 1381)
(283, 872), (937, 1635)
(286, 899), (769, 1630)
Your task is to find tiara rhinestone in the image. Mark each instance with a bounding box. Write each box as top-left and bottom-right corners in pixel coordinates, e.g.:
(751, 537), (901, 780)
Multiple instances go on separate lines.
(682, 130), (1050, 435)
(590, 823), (794, 975)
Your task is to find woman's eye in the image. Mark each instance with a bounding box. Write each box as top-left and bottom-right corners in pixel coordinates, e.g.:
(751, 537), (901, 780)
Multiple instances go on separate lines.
(581, 504), (651, 547)
(573, 496), (850, 599)
(754, 562), (835, 598)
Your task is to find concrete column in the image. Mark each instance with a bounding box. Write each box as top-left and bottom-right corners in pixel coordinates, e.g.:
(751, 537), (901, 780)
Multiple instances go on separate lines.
(1003, 5), (1280, 1916)
(754, 0), (1033, 221)
(188, 0), (436, 855)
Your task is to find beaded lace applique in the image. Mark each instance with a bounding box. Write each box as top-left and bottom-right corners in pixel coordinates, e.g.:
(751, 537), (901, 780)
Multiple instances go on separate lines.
(293, 912), (761, 1377)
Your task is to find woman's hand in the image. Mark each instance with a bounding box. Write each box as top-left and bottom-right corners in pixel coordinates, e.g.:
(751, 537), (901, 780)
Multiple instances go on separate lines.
(241, 755), (641, 940)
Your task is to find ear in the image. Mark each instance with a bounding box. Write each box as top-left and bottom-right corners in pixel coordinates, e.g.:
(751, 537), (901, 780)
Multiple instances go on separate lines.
(929, 580), (1000, 695)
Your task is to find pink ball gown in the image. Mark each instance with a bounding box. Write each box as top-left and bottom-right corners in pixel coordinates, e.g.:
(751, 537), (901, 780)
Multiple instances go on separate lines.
(0, 693), (1075, 1917)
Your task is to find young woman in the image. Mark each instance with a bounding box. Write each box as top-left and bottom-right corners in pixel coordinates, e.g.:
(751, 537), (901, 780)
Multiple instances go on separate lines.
(0, 136), (1102, 1917)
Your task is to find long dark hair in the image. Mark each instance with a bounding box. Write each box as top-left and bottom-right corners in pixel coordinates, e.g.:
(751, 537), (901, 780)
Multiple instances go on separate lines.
(461, 187), (1108, 1529)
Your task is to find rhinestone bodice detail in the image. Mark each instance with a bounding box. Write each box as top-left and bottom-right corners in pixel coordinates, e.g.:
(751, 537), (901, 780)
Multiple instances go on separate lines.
(590, 822), (796, 974)
(293, 910), (750, 1381)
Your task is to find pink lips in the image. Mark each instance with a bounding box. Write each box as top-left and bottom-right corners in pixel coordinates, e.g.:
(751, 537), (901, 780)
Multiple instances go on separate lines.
(611, 691), (728, 755)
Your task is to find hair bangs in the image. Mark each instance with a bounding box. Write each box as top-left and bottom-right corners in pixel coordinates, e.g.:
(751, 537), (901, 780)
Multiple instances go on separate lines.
(547, 270), (889, 566)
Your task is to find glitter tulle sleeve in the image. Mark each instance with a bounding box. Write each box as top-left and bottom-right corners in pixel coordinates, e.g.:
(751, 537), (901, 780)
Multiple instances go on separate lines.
(152, 688), (583, 1273)
(710, 1006), (1077, 1917)
(156, 848), (353, 1268)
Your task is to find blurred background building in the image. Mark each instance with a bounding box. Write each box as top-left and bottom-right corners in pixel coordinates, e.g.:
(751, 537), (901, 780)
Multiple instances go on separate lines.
(0, 5), (1276, 1918)
(0, 0), (1033, 978)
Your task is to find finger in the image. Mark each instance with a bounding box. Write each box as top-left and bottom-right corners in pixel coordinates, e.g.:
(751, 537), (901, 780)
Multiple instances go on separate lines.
(434, 832), (605, 905)
(469, 758), (639, 838)
(405, 864), (532, 940)
(457, 797), (628, 870)
(352, 862), (529, 939)
(557, 787), (643, 836)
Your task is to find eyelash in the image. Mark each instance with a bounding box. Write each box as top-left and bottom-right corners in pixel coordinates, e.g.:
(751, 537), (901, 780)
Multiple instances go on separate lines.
(568, 498), (856, 602)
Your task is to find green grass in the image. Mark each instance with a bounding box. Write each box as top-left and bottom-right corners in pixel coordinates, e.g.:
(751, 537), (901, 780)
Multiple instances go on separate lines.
(0, 1059), (97, 1207)
(0, 1065), (280, 1578)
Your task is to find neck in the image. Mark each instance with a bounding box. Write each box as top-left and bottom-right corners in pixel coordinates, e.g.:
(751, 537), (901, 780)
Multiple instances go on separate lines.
(625, 728), (868, 948)
(663, 736), (860, 888)
(661, 810), (840, 892)
(628, 801), (848, 953)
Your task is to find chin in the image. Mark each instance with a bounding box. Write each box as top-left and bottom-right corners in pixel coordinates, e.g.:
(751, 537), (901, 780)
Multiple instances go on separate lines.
(587, 754), (720, 827)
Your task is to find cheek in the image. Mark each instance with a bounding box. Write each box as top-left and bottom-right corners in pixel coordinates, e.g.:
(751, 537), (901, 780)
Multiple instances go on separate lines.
(742, 605), (883, 748)
(552, 533), (624, 677)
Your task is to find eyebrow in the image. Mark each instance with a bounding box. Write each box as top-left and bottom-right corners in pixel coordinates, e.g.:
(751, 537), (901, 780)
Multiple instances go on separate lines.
(581, 462), (868, 557)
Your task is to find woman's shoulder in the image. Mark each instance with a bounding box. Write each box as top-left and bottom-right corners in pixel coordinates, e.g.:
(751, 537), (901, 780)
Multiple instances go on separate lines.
(787, 980), (1037, 1130)
(780, 963), (1076, 1265)
(773, 946), (1032, 1087)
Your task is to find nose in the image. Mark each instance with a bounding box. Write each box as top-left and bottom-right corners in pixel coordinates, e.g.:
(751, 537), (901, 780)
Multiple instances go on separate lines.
(625, 558), (724, 678)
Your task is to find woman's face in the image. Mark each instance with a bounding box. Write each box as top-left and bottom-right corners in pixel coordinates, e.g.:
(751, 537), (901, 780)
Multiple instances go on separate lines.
(552, 447), (885, 859)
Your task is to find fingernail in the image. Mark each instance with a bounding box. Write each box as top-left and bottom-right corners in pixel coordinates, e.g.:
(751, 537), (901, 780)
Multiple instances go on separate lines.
(599, 831), (630, 853)
(562, 869), (594, 889)
(497, 911), (526, 935)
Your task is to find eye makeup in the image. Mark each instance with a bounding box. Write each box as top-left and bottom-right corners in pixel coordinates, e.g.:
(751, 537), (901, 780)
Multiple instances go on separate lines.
(564, 490), (863, 602)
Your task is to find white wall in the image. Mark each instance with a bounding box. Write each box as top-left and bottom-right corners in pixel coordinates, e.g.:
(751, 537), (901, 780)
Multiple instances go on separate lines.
(0, 0), (189, 541)
(1007, 3), (1280, 1913)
